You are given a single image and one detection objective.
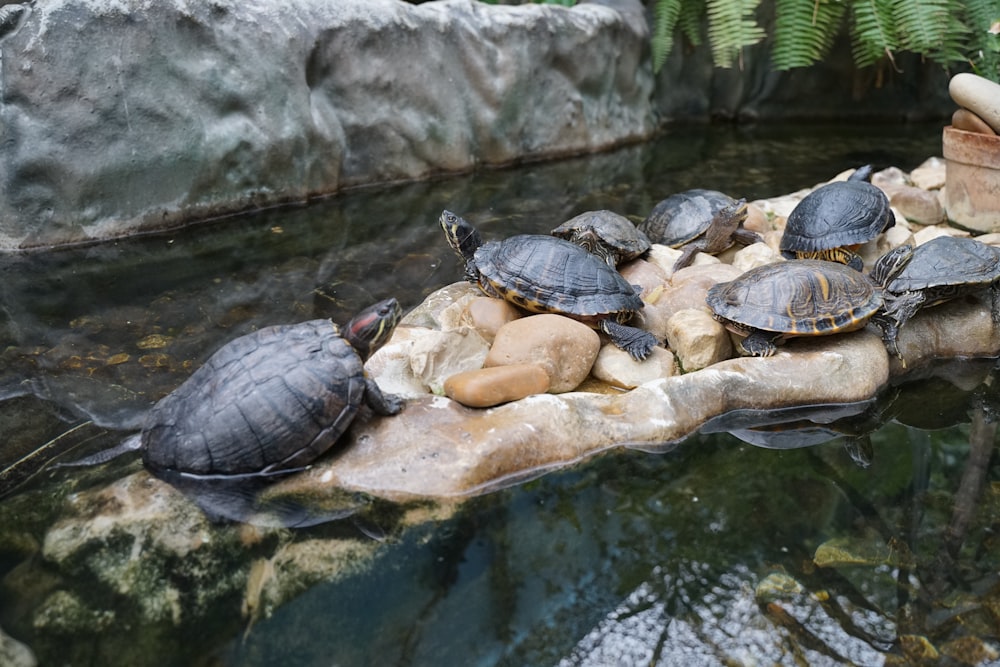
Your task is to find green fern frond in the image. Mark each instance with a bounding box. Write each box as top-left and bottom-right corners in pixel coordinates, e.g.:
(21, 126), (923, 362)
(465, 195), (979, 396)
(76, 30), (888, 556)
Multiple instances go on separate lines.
(705, 0), (766, 68)
(925, 4), (972, 67)
(960, 0), (1000, 77)
(678, 0), (706, 46)
(652, 0), (684, 73)
(893, 0), (953, 54)
(850, 0), (899, 67)
(772, 0), (847, 70)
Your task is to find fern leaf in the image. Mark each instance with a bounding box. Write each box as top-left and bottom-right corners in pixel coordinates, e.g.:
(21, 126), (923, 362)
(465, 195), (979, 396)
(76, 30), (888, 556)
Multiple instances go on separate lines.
(850, 0), (899, 67)
(893, 0), (953, 54)
(652, 0), (684, 73)
(706, 0), (766, 68)
(772, 0), (848, 70)
(678, 0), (706, 47)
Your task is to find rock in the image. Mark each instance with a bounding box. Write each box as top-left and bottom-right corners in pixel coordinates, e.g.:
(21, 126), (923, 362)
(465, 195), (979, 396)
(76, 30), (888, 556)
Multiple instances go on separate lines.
(617, 258), (669, 299)
(0, 0), (654, 249)
(950, 73), (1000, 134)
(889, 294), (1000, 374)
(952, 108), (997, 135)
(590, 345), (675, 389)
(872, 166), (909, 190)
(364, 326), (436, 399)
(909, 156), (947, 190)
(409, 327), (491, 395)
(287, 331), (891, 501)
(741, 201), (773, 235)
(466, 297), (521, 343)
(484, 314), (600, 393)
(402, 282), (481, 330)
(912, 224), (968, 246)
(638, 263), (741, 342)
(665, 308), (733, 371)
(882, 225), (916, 253)
(0, 626), (35, 667)
(730, 242), (780, 273)
(887, 185), (946, 225)
(444, 364), (551, 407)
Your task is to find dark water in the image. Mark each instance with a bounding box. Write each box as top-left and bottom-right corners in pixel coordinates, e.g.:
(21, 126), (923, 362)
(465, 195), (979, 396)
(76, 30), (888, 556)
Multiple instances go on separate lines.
(4, 122), (999, 665)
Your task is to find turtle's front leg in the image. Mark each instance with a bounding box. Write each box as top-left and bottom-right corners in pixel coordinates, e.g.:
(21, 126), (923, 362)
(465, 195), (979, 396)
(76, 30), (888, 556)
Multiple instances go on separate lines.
(364, 376), (405, 415)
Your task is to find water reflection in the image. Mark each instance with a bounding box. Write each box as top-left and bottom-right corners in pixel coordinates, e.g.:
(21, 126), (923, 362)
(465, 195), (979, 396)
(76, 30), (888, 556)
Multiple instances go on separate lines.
(6, 123), (1000, 665)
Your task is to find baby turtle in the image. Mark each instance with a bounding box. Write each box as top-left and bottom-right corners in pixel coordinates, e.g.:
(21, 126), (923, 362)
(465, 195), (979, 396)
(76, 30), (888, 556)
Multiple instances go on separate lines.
(551, 210), (651, 267)
(780, 165), (895, 270)
(870, 236), (1000, 357)
(440, 209), (659, 360)
(706, 259), (884, 357)
(62, 299), (405, 480)
(639, 190), (760, 271)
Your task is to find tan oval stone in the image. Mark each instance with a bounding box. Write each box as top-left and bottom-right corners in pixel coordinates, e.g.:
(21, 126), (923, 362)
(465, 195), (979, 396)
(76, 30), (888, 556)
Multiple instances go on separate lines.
(467, 297), (521, 343)
(665, 308), (733, 372)
(731, 242), (780, 273)
(888, 184), (945, 225)
(590, 345), (675, 389)
(444, 364), (551, 408)
(617, 258), (668, 299)
(950, 73), (1000, 133)
(485, 314), (600, 393)
(952, 107), (998, 136)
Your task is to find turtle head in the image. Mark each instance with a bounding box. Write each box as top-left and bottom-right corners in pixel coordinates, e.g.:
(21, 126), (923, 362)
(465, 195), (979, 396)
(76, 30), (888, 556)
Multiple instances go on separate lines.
(440, 210), (483, 282)
(344, 297), (402, 361)
(870, 244), (914, 287)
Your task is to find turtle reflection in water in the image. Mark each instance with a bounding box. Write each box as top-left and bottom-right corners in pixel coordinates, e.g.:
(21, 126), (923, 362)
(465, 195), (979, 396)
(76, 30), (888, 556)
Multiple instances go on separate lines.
(65, 298), (405, 482)
(440, 209), (659, 361)
(706, 259), (887, 357)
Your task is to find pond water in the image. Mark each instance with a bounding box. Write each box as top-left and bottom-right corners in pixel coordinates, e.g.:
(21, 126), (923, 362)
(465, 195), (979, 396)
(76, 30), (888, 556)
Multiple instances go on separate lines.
(3, 122), (999, 665)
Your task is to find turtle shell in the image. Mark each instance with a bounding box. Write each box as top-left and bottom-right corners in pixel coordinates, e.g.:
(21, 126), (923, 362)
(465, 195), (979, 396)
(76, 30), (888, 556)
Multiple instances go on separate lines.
(780, 179), (893, 256)
(884, 235), (1000, 295)
(551, 210), (650, 263)
(142, 319), (365, 479)
(473, 234), (644, 321)
(706, 259), (882, 337)
(639, 189), (737, 246)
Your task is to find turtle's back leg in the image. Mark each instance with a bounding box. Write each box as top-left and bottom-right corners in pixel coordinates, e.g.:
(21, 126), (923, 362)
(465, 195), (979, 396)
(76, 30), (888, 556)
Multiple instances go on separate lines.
(739, 330), (782, 357)
(599, 320), (659, 361)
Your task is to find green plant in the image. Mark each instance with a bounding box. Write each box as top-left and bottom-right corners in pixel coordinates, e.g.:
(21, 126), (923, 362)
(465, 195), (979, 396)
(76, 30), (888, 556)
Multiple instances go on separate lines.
(650, 0), (1000, 81)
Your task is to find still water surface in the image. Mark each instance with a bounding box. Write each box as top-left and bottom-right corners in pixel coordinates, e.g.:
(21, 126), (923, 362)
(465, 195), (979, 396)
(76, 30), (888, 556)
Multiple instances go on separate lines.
(3, 122), (999, 665)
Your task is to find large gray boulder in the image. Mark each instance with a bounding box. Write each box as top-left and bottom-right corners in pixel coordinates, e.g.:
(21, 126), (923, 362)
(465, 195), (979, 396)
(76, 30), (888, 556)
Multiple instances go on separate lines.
(0, 0), (653, 249)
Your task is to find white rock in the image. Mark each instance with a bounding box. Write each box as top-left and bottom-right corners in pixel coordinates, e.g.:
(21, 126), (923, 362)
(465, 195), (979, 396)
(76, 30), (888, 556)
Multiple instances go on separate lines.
(909, 157), (946, 190)
(590, 345), (675, 389)
(409, 327), (490, 394)
(731, 242), (780, 273)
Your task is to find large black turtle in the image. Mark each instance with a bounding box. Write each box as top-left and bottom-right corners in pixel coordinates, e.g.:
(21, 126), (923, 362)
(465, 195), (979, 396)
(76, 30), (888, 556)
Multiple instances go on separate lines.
(780, 165), (895, 270)
(706, 259), (885, 357)
(639, 190), (760, 271)
(870, 236), (1000, 357)
(62, 299), (405, 481)
(440, 209), (658, 360)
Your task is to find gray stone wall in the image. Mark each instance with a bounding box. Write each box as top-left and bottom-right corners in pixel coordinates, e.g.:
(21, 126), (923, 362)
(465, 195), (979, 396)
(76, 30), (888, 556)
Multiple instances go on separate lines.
(0, 0), (654, 249)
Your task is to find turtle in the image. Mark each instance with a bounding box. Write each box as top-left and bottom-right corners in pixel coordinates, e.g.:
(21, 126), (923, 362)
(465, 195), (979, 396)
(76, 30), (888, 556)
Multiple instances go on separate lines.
(550, 209), (651, 267)
(60, 298), (405, 480)
(706, 259), (884, 357)
(779, 165), (895, 271)
(869, 236), (1000, 358)
(638, 189), (761, 272)
(440, 209), (659, 360)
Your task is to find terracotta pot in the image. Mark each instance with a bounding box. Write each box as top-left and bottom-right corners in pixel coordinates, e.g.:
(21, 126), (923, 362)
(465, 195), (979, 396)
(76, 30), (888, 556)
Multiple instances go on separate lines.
(943, 125), (1000, 232)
